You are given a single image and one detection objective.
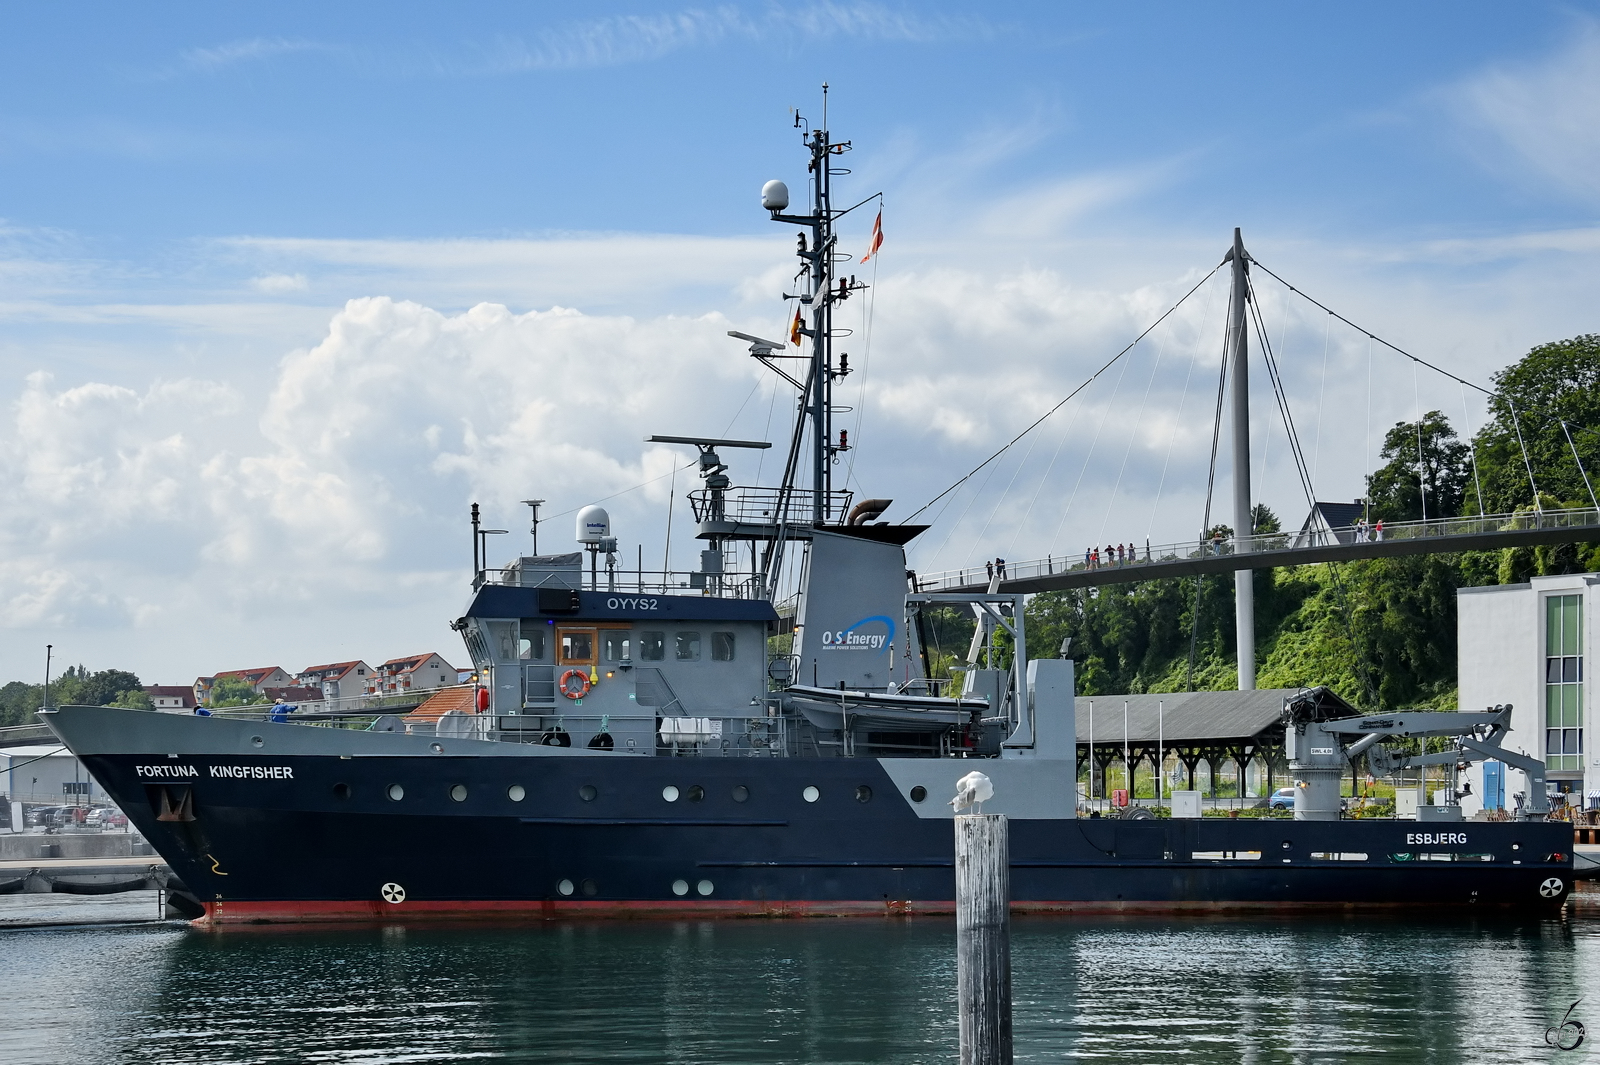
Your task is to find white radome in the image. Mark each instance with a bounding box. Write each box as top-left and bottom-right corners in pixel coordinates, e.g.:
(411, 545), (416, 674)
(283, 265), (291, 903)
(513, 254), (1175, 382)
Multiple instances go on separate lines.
(761, 179), (789, 211)
(950, 770), (994, 813)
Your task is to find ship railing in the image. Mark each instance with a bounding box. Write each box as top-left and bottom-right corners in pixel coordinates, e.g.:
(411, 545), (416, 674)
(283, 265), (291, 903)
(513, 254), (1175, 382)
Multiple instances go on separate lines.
(913, 505), (1600, 591)
(478, 565), (770, 599)
(687, 486), (854, 525)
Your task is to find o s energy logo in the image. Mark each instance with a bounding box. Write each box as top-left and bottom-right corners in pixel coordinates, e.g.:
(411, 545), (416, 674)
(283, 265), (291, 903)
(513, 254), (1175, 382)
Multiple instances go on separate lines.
(821, 615), (895, 652)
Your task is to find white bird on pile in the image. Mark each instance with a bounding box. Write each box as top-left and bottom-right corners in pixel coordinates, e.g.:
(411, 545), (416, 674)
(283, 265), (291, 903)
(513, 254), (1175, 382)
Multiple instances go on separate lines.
(950, 771), (994, 814)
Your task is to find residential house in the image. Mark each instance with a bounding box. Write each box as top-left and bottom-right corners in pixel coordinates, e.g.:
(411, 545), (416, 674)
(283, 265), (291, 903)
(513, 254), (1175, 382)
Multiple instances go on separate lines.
(1290, 501), (1368, 548)
(374, 653), (458, 695)
(194, 666), (292, 707)
(296, 661), (373, 703)
(262, 686), (325, 706)
(144, 685), (196, 713)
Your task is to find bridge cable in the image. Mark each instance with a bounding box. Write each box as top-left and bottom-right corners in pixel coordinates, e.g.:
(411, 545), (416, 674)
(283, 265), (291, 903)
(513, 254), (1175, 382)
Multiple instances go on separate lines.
(1188, 306), (1234, 689)
(1312, 312), (1331, 490)
(1247, 274), (1380, 708)
(1248, 258), (1493, 396)
(1460, 382), (1486, 516)
(902, 261), (1227, 524)
(1414, 362), (1429, 522)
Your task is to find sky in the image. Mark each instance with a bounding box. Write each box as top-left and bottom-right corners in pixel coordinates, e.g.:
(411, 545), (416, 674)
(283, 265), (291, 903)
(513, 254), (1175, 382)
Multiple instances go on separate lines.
(2, 1), (1599, 684)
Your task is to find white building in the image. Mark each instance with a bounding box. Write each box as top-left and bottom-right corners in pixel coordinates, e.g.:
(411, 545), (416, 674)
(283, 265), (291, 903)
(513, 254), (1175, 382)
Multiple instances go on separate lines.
(295, 661), (373, 702)
(1457, 573), (1595, 816)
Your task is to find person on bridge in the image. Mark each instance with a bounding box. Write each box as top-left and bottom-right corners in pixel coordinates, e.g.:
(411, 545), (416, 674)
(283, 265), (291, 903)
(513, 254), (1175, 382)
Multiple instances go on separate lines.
(1375, 519), (1384, 541)
(1084, 547), (1092, 570)
(996, 557), (1007, 578)
(985, 560), (994, 581)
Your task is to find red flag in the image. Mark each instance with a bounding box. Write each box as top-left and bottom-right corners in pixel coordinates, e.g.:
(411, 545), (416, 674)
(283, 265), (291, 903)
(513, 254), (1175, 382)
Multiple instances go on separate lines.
(860, 210), (883, 263)
(789, 304), (804, 345)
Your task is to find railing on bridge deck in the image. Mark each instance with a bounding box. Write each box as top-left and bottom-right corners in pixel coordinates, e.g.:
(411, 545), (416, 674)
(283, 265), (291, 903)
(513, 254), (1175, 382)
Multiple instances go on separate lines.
(915, 506), (1600, 593)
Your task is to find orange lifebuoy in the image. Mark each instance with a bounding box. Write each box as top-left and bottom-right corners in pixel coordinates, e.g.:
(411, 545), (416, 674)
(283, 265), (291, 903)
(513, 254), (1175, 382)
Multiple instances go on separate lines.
(559, 669), (591, 700)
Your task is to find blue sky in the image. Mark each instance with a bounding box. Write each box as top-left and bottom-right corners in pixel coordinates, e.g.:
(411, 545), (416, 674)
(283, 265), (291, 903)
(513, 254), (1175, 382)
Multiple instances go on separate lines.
(2, 2), (1598, 681)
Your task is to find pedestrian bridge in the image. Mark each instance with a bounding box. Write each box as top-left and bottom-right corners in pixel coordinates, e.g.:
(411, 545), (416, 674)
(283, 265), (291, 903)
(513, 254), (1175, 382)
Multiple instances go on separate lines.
(915, 506), (1600, 595)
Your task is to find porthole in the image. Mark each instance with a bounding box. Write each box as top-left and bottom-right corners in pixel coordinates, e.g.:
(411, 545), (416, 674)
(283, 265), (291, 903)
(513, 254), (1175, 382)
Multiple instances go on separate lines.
(802, 786), (820, 803)
(672, 879), (689, 896)
(450, 784), (468, 802)
(662, 785), (680, 802)
(581, 878), (598, 897)
(251, 736), (264, 748)
(732, 785), (750, 803)
(579, 784), (598, 802)
(333, 783), (351, 800)
(557, 879), (574, 896)
(697, 879), (714, 896)
(507, 784), (526, 802)
(387, 783), (404, 802)
(856, 785), (872, 803)
(687, 785), (705, 802)
(910, 786), (927, 803)
(431, 743), (444, 753)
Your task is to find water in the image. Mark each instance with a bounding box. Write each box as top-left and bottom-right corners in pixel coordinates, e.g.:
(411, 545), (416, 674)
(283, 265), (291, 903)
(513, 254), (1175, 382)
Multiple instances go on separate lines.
(3, 910), (1596, 1063)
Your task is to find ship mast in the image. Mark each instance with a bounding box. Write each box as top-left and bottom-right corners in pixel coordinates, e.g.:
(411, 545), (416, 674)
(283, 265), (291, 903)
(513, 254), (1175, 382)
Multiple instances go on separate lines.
(767, 85), (858, 525)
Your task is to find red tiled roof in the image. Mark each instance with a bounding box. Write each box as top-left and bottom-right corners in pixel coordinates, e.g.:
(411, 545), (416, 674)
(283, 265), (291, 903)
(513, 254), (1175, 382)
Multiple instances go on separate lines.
(381, 653), (455, 674)
(299, 661), (366, 682)
(405, 686), (477, 724)
(214, 667), (282, 683)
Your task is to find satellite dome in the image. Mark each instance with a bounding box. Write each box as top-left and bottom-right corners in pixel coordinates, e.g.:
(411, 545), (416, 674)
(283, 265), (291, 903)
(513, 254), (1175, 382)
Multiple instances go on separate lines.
(576, 505), (610, 544)
(761, 180), (790, 212)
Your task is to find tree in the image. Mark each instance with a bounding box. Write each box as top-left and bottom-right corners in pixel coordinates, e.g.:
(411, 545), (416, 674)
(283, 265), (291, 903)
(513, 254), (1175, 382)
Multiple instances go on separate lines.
(1366, 411), (1470, 522)
(208, 676), (266, 707)
(1473, 334), (1600, 513)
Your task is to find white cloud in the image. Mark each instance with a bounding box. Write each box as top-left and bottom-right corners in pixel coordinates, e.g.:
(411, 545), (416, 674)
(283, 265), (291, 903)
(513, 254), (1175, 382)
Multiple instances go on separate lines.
(180, 37), (331, 73)
(4, 215), (1600, 680)
(251, 273), (308, 294)
(1447, 21), (1600, 202)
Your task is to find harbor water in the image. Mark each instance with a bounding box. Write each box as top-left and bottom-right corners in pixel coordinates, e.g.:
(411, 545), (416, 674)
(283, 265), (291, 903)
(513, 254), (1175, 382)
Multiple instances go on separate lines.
(4, 905), (1598, 1063)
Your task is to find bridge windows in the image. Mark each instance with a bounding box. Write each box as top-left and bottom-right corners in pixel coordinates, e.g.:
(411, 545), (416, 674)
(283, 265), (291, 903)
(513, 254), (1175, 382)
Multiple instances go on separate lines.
(559, 629), (596, 665)
(676, 632), (701, 661)
(602, 630), (631, 662)
(711, 632), (736, 661)
(1546, 594), (1584, 772)
(639, 632), (666, 661)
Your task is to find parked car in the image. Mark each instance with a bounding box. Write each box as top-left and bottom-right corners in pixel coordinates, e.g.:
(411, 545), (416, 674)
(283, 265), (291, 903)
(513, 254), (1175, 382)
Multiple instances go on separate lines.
(1269, 787), (1297, 810)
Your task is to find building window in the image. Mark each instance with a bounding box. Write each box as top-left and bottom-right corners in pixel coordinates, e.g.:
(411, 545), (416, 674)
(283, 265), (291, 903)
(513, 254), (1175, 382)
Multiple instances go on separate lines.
(711, 632), (735, 661)
(676, 632), (701, 661)
(1546, 594), (1583, 772)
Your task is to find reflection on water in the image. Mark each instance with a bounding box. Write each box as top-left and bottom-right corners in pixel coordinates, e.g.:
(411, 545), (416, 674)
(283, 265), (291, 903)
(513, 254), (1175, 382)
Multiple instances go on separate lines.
(2, 914), (1594, 1063)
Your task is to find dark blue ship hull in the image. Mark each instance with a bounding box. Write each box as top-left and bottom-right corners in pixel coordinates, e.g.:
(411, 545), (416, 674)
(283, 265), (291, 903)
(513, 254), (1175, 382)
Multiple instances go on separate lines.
(63, 733), (1575, 924)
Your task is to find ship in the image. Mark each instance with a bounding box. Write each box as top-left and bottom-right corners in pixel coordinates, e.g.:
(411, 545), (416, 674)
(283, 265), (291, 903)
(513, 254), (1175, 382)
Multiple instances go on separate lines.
(43, 103), (1574, 923)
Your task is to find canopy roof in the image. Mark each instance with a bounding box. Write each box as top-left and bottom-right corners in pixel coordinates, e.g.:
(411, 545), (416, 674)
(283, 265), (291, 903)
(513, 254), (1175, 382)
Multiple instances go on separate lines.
(1074, 686), (1359, 746)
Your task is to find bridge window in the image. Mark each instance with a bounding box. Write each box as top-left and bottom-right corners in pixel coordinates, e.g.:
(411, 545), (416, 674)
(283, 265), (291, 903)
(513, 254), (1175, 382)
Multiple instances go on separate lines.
(639, 632), (665, 661)
(603, 631), (631, 662)
(676, 632), (701, 661)
(520, 629), (547, 661)
(1546, 594), (1583, 772)
(560, 630), (595, 665)
(711, 632), (735, 661)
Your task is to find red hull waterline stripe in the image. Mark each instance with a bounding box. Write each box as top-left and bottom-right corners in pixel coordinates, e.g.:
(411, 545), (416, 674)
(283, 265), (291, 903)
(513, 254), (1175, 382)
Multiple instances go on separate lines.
(197, 895), (1563, 925)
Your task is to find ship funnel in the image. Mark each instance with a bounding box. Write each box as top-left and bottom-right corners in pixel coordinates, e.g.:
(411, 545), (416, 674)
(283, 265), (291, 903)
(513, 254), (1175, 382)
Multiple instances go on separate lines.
(576, 505), (611, 544)
(761, 180), (790, 212)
